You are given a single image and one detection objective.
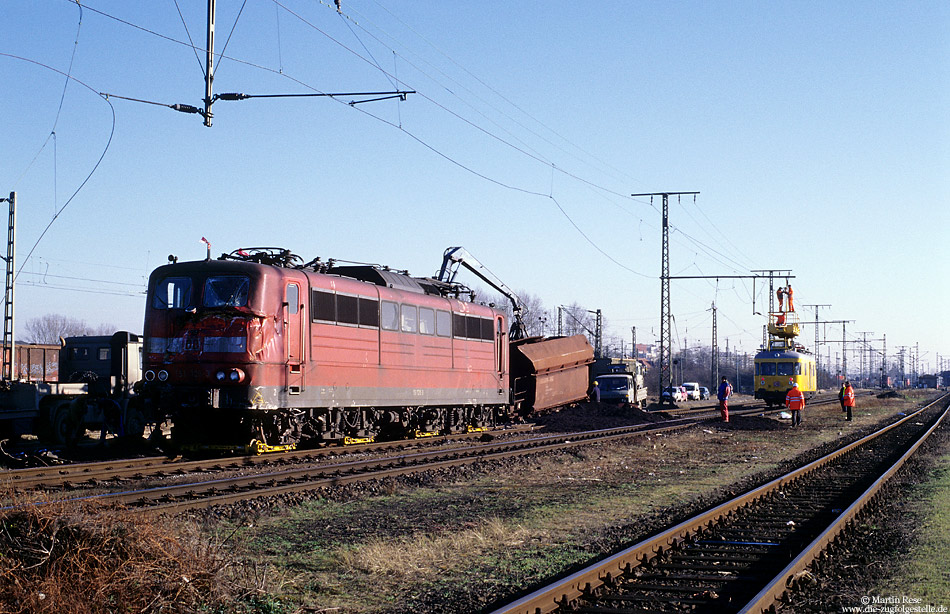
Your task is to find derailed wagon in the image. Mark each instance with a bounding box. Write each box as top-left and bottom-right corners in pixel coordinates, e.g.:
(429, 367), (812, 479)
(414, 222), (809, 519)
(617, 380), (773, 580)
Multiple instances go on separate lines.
(510, 335), (594, 414)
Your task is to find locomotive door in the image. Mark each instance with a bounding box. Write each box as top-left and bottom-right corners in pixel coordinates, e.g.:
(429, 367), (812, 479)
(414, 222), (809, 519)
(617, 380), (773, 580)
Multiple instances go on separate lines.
(285, 282), (304, 394)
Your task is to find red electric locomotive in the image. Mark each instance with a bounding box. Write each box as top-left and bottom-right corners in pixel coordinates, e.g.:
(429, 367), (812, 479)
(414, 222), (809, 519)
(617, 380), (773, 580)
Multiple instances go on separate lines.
(142, 248), (510, 452)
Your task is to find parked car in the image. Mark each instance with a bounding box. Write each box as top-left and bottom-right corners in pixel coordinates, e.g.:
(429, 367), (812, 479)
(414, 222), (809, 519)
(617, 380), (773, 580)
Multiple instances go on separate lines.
(699, 386), (710, 400)
(661, 386), (687, 403)
(681, 382), (701, 400)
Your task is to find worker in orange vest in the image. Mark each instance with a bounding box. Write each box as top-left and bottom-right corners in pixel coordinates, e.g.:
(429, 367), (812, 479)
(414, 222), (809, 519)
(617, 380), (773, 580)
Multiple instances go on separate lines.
(842, 381), (855, 421)
(786, 284), (795, 312)
(785, 382), (806, 426)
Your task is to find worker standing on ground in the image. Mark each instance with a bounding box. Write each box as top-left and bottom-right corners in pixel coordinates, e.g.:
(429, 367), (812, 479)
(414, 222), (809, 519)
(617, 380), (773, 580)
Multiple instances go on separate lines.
(838, 383), (847, 413)
(717, 376), (732, 423)
(843, 381), (855, 421)
(589, 380), (600, 403)
(786, 382), (806, 426)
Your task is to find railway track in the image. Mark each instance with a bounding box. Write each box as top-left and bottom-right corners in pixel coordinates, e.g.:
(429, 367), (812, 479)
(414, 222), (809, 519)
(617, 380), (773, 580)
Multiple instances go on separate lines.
(489, 392), (950, 614)
(0, 391), (880, 498)
(6, 418), (698, 513)
(0, 423), (537, 490)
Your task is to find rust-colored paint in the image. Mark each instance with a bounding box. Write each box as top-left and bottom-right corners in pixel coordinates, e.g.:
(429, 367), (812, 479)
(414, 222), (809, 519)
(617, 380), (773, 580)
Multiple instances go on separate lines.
(510, 334), (594, 412)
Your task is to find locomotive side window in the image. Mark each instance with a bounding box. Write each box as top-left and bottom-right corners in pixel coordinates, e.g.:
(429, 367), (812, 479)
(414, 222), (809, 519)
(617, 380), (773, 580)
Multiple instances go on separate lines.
(358, 298), (379, 328)
(480, 318), (494, 340)
(436, 310), (452, 337)
(312, 290), (336, 322)
(453, 313), (466, 338)
(760, 362), (776, 376)
(401, 305), (418, 333)
(337, 294), (359, 325)
(153, 277), (193, 310)
(418, 307), (435, 335)
(204, 276), (250, 308)
(380, 301), (399, 331)
(285, 284), (299, 314)
(466, 316), (488, 341)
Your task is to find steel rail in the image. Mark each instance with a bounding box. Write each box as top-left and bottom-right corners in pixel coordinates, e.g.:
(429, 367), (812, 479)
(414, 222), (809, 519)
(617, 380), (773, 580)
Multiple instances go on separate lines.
(1, 424), (539, 489)
(738, 394), (950, 613)
(489, 392), (948, 614)
(38, 420), (693, 513)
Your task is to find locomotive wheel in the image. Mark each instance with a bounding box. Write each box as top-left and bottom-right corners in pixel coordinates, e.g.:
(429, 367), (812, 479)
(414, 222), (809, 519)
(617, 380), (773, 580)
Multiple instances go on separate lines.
(50, 401), (83, 445)
(121, 404), (147, 439)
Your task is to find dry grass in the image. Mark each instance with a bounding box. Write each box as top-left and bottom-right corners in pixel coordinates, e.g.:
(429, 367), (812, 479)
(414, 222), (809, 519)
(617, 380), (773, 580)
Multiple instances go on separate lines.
(0, 488), (285, 614)
(335, 516), (532, 579)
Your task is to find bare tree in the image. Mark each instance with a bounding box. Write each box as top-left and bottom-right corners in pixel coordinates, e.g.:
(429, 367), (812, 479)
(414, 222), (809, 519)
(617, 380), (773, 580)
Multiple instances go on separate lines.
(560, 302), (594, 337)
(21, 314), (114, 344)
(477, 289), (552, 338)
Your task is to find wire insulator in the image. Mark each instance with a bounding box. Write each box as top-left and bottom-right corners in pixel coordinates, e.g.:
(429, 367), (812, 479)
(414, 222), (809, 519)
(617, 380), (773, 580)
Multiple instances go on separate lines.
(170, 103), (201, 114)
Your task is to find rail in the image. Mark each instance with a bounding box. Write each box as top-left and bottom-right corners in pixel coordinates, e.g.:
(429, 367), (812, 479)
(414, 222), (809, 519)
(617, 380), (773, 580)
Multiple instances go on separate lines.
(488, 392), (949, 614)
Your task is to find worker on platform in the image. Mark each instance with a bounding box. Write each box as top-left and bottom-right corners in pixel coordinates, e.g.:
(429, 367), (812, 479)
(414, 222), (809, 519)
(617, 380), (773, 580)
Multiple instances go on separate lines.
(776, 287), (785, 312)
(842, 381), (855, 421)
(785, 382), (806, 426)
(786, 284), (795, 312)
(717, 376), (732, 423)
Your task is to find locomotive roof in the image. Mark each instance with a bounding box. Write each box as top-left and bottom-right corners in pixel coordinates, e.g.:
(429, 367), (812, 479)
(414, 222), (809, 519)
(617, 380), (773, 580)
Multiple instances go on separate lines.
(327, 265), (429, 295)
(754, 349), (813, 359)
(152, 258), (445, 297)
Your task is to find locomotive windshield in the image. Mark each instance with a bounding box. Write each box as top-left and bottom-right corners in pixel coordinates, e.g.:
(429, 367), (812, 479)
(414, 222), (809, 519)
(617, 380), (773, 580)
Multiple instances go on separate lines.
(152, 275), (251, 310)
(204, 276), (250, 308)
(777, 362), (801, 376)
(153, 277), (193, 310)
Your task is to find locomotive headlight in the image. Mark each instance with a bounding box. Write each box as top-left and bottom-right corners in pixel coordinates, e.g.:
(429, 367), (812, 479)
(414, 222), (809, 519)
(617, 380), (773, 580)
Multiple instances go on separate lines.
(228, 368), (246, 383)
(144, 370), (155, 382)
(216, 370), (227, 382)
(157, 370), (169, 382)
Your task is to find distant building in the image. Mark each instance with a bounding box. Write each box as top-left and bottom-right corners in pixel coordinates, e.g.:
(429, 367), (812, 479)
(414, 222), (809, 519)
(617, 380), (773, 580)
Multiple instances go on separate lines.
(634, 343), (657, 359)
(918, 374), (942, 389)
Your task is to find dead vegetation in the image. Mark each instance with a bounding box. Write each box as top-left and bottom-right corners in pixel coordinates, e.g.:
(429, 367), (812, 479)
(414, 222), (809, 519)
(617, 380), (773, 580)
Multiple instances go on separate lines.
(336, 516), (532, 579)
(0, 488), (286, 614)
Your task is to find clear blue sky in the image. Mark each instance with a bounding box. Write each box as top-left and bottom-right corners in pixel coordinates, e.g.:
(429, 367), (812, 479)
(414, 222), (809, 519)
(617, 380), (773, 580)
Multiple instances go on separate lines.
(2, 1), (948, 374)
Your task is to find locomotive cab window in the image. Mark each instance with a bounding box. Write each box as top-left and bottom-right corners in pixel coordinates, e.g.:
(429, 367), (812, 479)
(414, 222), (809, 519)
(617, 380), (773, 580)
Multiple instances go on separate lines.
(759, 362), (776, 376)
(285, 284), (299, 314)
(204, 276), (250, 308)
(777, 362), (799, 376)
(153, 277), (193, 310)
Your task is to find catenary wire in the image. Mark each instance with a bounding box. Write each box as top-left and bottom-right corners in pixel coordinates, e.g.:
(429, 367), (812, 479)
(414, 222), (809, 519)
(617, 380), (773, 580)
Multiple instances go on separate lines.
(1, 54), (116, 283)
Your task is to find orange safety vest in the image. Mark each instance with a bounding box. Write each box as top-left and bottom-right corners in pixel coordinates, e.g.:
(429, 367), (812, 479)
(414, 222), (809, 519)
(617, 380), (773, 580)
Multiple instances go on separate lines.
(843, 386), (855, 407)
(785, 387), (805, 410)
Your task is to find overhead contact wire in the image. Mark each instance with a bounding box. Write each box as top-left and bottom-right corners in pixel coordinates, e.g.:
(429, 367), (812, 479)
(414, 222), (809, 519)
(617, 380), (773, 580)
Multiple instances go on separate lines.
(1, 55), (116, 283)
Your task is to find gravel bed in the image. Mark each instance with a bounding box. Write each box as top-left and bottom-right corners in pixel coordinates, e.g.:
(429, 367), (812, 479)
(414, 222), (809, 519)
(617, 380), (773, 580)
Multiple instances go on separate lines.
(778, 417), (950, 612)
